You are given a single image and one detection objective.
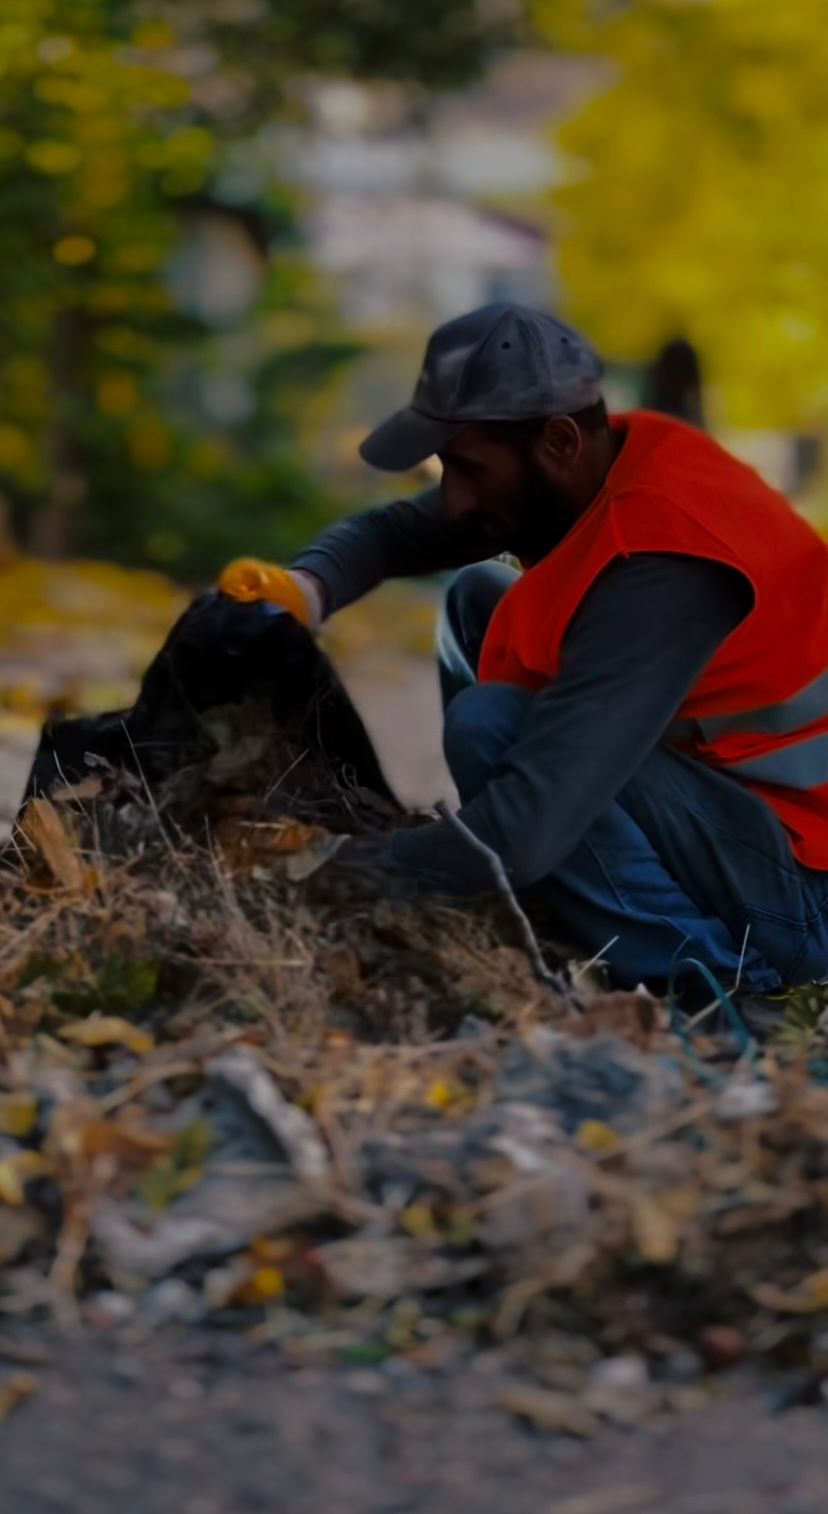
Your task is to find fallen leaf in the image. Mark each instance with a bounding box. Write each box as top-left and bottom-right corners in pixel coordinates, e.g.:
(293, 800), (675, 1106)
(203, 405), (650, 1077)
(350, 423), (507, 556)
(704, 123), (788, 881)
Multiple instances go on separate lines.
(48, 1104), (173, 1170)
(0, 1092), (38, 1139)
(19, 797), (84, 889)
(629, 1191), (679, 1264)
(425, 1077), (461, 1111)
(496, 1381), (598, 1438)
(0, 1371), (38, 1422)
(59, 1016), (154, 1056)
(79, 1119), (172, 1163)
(0, 1152), (48, 1207)
(575, 1120), (621, 1155)
(752, 1269), (828, 1314)
(233, 1266), (285, 1306)
(215, 815), (328, 873)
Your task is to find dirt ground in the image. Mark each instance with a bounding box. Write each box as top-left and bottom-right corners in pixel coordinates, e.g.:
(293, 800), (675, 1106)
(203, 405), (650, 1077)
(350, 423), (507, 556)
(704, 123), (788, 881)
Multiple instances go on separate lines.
(4, 1332), (828, 1514)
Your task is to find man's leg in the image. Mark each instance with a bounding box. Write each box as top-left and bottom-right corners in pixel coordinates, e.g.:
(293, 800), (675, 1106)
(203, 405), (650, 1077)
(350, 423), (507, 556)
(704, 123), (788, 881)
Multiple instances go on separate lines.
(436, 561), (521, 709)
(441, 682), (828, 991)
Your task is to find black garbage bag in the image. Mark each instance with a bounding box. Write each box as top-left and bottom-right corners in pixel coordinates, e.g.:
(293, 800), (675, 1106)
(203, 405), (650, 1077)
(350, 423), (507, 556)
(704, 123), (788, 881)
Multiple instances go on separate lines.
(23, 593), (399, 813)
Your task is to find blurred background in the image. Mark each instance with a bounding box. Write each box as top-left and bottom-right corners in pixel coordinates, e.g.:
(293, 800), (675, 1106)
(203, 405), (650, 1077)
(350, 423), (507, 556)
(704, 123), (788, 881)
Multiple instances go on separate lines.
(0, 0), (825, 818)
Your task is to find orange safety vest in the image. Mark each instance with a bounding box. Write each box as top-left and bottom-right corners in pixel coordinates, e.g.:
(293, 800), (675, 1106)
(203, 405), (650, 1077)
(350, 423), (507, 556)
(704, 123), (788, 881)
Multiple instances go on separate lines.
(478, 410), (828, 870)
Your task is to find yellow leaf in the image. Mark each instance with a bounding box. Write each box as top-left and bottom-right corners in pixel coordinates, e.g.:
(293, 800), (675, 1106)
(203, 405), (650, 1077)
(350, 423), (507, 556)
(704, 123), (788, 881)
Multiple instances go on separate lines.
(0, 1163), (24, 1207)
(629, 1192), (679, 1265)
(0, 1092), (38, 1139)
(19, 798), (84, 890)
(426, 1078), (461, 1111)
(754, 1268), (828, 1314)
(0, 1152), (48, 1207)
(401, 1203), (437, 1239)
(58, 1017), (154, 1056)
(235, 1267), (285, 1305)
(575, 1119), (621, 1154)
(0, 1372), (38, 1422)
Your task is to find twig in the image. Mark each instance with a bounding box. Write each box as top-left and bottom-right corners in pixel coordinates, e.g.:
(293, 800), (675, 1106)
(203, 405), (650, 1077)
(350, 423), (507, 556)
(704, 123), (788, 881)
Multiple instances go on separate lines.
(435, 801), (576, 1003)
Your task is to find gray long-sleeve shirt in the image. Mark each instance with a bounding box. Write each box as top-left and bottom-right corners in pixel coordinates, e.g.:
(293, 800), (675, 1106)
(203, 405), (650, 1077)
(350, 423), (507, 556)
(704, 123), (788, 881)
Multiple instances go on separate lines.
(293, 489), (752, 893)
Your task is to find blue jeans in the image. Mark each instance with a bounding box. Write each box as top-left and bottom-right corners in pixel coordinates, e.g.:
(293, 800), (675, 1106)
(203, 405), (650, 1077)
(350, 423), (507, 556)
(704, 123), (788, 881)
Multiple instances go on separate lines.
(437, 562), (828, 992)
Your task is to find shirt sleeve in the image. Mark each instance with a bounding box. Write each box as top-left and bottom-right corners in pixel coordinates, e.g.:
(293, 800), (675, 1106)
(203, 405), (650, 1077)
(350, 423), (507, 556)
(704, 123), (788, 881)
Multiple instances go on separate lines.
(390, 554), (753, 893)
(291, 487), (495, 615)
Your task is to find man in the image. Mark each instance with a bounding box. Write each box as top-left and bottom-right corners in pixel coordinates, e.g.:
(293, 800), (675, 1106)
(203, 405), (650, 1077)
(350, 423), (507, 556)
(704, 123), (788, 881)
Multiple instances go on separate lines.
(220, 303), (828, 1000)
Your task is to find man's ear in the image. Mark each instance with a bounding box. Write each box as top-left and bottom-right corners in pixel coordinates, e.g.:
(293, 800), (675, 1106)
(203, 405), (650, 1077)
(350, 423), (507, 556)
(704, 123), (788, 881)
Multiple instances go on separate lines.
(539, 415), (582, 466)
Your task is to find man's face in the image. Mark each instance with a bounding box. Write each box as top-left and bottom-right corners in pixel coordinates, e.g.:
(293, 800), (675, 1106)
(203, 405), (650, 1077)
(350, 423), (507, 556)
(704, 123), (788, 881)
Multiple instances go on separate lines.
(438, 424), (581, 562)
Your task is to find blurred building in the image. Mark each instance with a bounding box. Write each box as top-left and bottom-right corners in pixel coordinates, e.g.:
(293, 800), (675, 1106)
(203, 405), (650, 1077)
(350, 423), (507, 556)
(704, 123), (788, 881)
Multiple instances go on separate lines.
(277, 54), (595, 328)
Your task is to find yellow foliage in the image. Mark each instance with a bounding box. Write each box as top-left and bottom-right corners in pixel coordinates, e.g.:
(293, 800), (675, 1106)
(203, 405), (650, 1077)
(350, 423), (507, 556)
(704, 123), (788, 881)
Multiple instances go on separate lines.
(53, 233), (96, 266)
(0, 424), (33, 472)
(132, 22), (177, 54)
(0, 556), (184, 750)
(535, 0), (828, 426)
(96, 372), (139, 416)
(26, 139), (80, 175)
(127, 416), (172, 470)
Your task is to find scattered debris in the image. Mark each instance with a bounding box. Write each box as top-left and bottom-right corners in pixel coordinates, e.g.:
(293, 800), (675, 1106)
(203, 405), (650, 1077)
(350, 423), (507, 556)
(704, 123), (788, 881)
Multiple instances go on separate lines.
(2, 604), (828, 1420)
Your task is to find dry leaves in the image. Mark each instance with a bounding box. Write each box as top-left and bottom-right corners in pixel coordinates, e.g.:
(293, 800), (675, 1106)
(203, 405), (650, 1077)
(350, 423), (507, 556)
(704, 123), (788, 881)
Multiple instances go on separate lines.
(58, 1016), (154, 1056)
(18, 798), (85, 890)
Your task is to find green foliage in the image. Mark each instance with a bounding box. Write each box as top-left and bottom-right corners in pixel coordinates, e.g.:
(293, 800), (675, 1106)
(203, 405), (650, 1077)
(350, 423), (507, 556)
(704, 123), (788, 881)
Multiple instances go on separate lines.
(534, 0), (828, 428)
(145, 0), (523, 101)
(20, 948), (160, 1016)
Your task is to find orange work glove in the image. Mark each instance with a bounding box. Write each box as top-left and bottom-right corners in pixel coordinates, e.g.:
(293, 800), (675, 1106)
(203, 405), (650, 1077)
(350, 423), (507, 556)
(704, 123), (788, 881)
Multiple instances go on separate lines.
(217, 559), (321, 629)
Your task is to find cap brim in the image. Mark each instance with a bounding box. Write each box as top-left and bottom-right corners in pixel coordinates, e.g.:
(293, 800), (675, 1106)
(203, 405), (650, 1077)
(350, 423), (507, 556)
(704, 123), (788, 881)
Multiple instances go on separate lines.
(359, 406), (464, 472)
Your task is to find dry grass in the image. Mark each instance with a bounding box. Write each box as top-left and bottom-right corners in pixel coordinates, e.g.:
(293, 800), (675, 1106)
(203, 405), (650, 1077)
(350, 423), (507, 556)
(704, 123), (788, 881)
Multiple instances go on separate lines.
(1, 766), (828, 1399)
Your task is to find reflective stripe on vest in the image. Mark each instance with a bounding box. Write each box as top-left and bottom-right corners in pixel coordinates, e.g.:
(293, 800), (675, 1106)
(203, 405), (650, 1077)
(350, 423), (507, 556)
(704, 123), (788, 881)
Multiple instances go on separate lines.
(667, 664), (828, 789)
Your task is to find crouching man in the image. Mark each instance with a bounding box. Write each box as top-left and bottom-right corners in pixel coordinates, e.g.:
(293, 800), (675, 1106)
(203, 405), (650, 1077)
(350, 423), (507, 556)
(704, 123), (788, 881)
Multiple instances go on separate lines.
(221, 303), (828, 1007)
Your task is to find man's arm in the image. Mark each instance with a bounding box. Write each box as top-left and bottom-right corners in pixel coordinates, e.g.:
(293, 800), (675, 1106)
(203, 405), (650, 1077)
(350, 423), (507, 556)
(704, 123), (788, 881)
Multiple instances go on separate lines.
(389, 555), (753, 892)
(292, 487), (495, 616)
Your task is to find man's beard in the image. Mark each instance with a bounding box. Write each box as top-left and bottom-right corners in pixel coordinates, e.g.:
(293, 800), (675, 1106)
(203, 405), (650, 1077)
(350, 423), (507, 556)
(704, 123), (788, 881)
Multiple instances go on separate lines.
(502, 461), (578, 564)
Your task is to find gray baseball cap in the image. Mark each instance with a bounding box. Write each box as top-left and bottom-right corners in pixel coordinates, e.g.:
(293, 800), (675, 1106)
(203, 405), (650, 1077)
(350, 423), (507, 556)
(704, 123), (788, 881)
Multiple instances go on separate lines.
(360, 303), (603, 472)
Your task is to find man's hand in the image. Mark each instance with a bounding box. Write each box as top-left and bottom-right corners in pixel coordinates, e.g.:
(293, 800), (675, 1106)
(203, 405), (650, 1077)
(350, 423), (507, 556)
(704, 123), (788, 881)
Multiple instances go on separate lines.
(334, 827), (494, 899)
(218, 559), (323, 630)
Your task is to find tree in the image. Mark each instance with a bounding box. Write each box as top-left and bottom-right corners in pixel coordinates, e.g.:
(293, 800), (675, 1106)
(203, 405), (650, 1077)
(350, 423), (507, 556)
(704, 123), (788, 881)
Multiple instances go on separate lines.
(533, 1), (828, 428)
(0, 0), (523, 572)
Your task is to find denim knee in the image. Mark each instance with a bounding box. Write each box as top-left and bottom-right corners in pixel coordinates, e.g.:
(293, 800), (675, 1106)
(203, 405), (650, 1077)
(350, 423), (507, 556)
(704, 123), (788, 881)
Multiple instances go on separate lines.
(443, 561), (520, 629)
(438, 562), (521, 706)
(443, 682), (532, 801)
